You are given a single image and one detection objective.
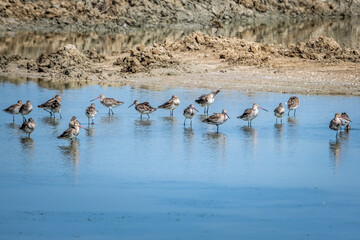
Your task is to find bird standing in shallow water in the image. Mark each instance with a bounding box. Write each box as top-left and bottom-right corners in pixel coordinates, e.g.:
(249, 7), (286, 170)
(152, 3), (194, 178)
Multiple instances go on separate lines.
(129, 100), (156, 119)
(19, 100), (33, 121)
(329, 113), (344, 138)
(86, 103), (98, 124)
(3, 100), (23, 122)
(58, 121), (86, 141)
(19, 118), (36, 137)
(238, 103), (268, 126)
(38, 95), (62, 117)
(202, 109), (229, 132)
(49, 100), (61, 119)
(340, 112), (351, 131)
(158, 95), (180, 117)
(183, 104), (198, 127)
(69, 116), (80, 128)
(274, 103), (285, 123)
(286, 96), (300, 116)
(195, 89), (221, 115)
(91, 94), (124, 115)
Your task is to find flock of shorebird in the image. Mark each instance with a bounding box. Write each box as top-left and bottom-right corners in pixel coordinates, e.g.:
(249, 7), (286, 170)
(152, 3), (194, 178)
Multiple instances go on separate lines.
(2, 89), (352, 140)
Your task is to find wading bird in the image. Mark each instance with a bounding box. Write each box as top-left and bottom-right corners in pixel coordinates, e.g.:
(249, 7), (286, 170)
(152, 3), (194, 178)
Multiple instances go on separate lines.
(91, 94), (124, 115)
(183, 104), (198, 127)
(3, 100), (23, 122)
(195, 89), (221, 114)
(158, 95), (180, 117)
(238, 103), (268, 126)
(128, 100), (156, 119)
(202, 109), (229, 132)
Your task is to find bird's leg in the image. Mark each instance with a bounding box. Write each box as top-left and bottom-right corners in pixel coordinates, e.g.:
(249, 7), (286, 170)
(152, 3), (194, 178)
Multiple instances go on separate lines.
(92, 118), (94, 124)
(88, 118), (90, 125)
(147, 114), (150, 119)
(204, 107), (206, 114)
(281, 118), (283, 124)
(288, 110), (290, 116)
(190, 119), (192, 128)
(111, 109), (114, 115)
(294, 109), (296, 116)
(276, 118), (278, 124)
(140, 114), (142, 119)
(12, 115), (15, 122)
(59, 112), (62, 119)
(216, 125), (219, 132)
(108, 109), (111, 115)
(184, 118), (186, 126)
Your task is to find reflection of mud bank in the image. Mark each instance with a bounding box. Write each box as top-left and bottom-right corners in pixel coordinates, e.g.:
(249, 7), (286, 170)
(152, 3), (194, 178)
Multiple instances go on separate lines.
(1, 0), (359, 32)
(0, 33), (359, 95)
(1, 17), (360, 58)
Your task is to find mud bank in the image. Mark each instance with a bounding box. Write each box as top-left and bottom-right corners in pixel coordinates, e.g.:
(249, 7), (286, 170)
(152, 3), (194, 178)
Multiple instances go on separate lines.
(0, 32), (359, 95)
(1, 0), (360, 32)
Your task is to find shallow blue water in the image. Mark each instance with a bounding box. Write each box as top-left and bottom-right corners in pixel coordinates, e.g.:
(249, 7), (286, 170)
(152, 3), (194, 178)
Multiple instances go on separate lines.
(0, 80), (360, 239)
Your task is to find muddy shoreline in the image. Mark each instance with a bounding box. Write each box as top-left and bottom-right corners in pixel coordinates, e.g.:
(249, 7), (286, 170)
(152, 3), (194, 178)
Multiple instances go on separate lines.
(1, 32), (359, 96)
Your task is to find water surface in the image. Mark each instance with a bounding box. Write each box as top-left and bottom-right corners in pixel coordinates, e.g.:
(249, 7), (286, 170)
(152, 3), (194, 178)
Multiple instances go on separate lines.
(0, 79), (360, 239)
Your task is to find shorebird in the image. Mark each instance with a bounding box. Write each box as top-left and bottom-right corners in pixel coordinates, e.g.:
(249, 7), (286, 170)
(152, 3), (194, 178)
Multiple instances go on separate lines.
(340, 112), (351, 131)
(69, 116), (80, 128)
(85, 103), (98, 124)
(183, 104), (198, 127)
(19, 118), (36, 137)
(274, 103), (285, 123)
(329, 113), (344, 138)
(91, 94), (124, 115)
(195, 89), (221, 114)
(202, 109), (229, 132)
(128, 100), (157, 119)
(19, 100), (33, 121)
(286, 96), (300, 116)
(238, 103), (268, 126)
(50, 100), (62, 119)
(38, 95), (62, 116)
(3, 100), (23, 122)
(57, 121), (86, 141)
(158, 95), (180, 117)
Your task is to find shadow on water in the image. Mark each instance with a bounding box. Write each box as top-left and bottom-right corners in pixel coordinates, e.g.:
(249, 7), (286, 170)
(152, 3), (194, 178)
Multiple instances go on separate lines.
(161, 116), (178, 125)
(85, 125), (96, 137)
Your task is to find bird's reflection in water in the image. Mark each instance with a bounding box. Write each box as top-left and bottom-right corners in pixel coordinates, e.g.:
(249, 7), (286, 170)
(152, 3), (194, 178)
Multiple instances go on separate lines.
(162, 116), (178, 125)
(183, 127), (194, 143)
(241, 126), (258, 157)
(100, 115), (119, 124)
(287, 116), (298, 127)
(20, 137), (35, 154)
(199, 114), (209, 121)
(134, 119), (153, 127)
(41, 116), (60, 127)
(59, 139), (80, 169)
(274, 123), (284, 153)
(7, 122), (20, 130)
(204, 132), (227, 160)
(329, 130), (350, 169)
(85, 125), (96, 137)
(274, 123), (284, 138)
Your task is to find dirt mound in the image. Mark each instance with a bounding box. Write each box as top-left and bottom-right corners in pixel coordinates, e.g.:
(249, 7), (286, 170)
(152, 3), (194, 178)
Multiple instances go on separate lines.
(164, 32), (360, 66)
(0, 55), (21, 69)
(83, 49), (106, 63)
(282, 36), (360, 62)
(113, 45), (179, 73)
